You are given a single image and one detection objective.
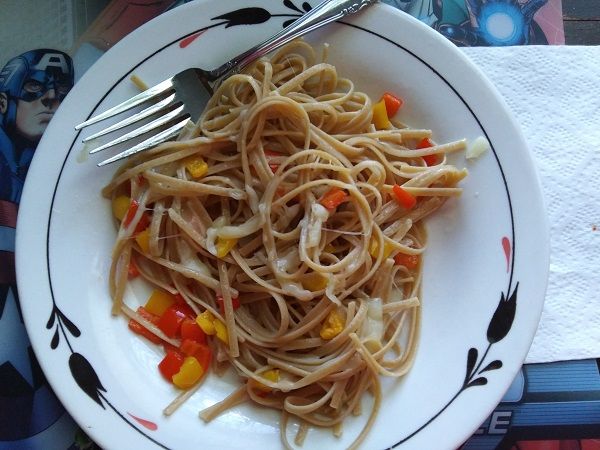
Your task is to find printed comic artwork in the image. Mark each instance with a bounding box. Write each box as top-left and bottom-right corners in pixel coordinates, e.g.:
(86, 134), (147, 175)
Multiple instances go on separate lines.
(383, 0), (561, 46)
(0, 49), (74, 203)
(0, 49), (74, 441)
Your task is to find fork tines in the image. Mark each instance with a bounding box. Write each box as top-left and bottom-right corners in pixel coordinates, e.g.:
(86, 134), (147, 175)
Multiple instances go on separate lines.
(96, 116), (190, 167)
(76, 76), (194, 166)
(75, 78), (174, 130)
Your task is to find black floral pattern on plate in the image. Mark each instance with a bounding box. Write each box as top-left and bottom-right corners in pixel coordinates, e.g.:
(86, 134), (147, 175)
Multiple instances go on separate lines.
(391, 283), (519, 446)
(210, 0), (311, 29)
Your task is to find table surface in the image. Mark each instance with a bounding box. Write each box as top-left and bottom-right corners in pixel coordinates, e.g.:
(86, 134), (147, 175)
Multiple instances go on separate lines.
(563, 0), (600, 44)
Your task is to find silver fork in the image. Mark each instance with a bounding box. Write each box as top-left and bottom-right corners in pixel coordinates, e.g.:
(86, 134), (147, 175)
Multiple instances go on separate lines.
(75, 0), (378, 166)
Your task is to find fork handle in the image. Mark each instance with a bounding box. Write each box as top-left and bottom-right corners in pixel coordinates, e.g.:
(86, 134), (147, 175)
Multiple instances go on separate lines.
(208, 0), (378, 81)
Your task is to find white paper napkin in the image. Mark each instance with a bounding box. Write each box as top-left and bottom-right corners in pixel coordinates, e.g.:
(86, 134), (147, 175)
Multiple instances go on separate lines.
(460, 45), (600, 364)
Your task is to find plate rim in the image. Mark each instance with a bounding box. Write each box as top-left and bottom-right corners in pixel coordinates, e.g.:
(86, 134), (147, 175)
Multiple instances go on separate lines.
(15, 1), (550, 449)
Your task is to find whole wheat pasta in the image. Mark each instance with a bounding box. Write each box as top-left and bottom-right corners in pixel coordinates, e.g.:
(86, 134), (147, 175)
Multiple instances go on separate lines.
(105, 40), (467, 448)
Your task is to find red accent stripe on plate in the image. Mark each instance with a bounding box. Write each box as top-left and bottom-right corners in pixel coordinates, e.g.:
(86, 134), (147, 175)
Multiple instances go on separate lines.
(179, 30), (205, 48)
(128, 412), (158, 431)
(502, 237), (511, 273)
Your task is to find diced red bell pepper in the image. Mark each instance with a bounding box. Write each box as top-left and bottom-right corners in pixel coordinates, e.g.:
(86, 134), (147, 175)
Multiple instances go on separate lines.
(157, 305), (187, 338)
(216, 294), (241, 315)
(193, 344), (212, 372)
(180, 338), (201, 356)
(394, 253), (419, 269)
(382, 92), (403, 117)
(123, 200), (139, 227)
(128, 257), (140, 278)
(179, 339), (200, 356)
(180, 319), (207, 344)
(417, 138), (433, 149)
(422, 154), (438, 166)
(180, 339), (212, 371)
(136, 306), (159, 324)
(135, 212), (151, 234)
(128, 320), (162, 344)
(319, 188), (348, 211)
(158, 349), (185, 381)
(172, 294), (195, 318)
(265, 150), (281, 173)
(162, 342), (179, 354)
(123, 199), (151, 233)
(392, 184), (417, 209)
(416, 138), (438, 166)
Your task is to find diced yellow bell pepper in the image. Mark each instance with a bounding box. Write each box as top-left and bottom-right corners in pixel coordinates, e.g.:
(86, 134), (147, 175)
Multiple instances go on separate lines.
(112, 195), (131, 221)
(252, 369), (280, 393)
(369, 236), (394, 259)
(262, 368), (280, 383)
(172, 356), (204, 389)
(216, 237), (237, 258)
(372, 99), (391, 130)
(214, 318), (228, 344)
(196, 309), (227, 343)
(302, 272), (328, 291)
(145, 290), (176, 316)
(185, 157), (208, 179)
(135, 228), (150, 253)
(320, 309), (345, 340)
(196, 310), (216, 335)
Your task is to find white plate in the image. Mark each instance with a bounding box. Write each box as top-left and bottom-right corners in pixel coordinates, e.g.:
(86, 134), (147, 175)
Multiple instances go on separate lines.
(16, 1), (549, 449)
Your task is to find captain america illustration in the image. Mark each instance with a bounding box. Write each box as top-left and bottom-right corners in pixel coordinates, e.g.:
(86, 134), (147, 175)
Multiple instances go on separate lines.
(0, 49), (74, 203)
(0, 49), (78, 447)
